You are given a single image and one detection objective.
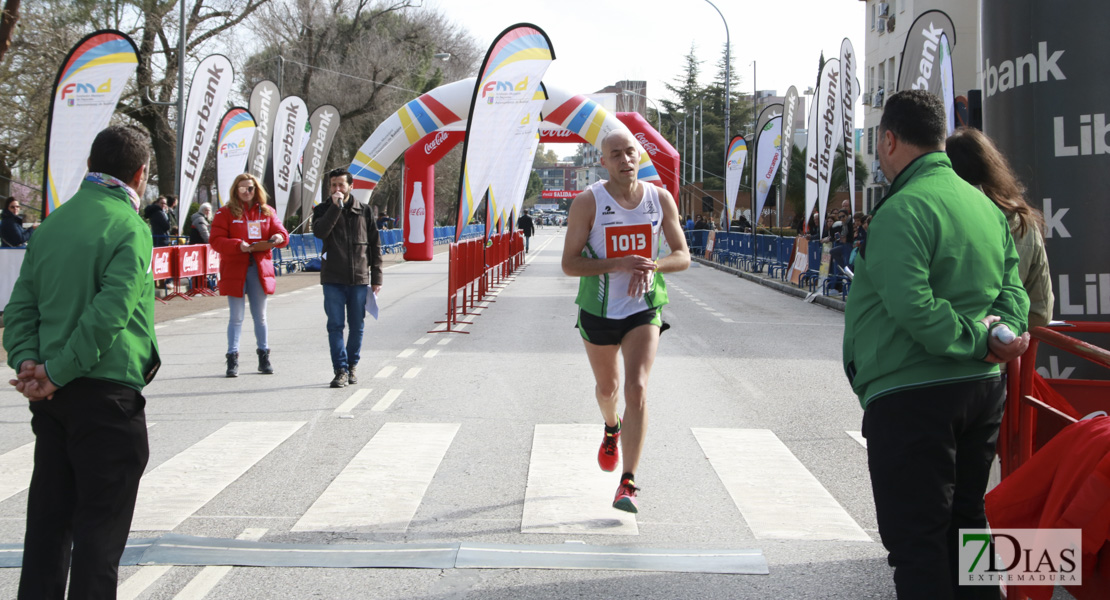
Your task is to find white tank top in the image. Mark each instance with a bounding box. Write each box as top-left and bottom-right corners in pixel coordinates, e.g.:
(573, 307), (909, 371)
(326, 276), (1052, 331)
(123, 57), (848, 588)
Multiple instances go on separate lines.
(575, 180), (668, 318)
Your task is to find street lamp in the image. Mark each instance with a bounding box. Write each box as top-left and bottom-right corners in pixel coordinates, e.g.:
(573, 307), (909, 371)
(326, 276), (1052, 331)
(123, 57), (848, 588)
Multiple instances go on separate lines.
(621, 89), (662, 134)
(433, 52), (451, 61)
(703, 0), (730, 143)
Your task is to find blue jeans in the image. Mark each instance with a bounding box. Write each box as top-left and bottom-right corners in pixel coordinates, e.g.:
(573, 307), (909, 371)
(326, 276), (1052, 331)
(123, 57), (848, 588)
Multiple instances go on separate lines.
(227, 263), (268, 353)
(323, 283), (368, 371)
(524, 235), (531, 252)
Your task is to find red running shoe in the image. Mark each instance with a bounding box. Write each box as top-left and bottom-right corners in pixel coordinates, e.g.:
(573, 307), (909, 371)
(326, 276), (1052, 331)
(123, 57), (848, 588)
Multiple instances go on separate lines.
(612, 477), (639, 513)
(597, 425), (620, 472)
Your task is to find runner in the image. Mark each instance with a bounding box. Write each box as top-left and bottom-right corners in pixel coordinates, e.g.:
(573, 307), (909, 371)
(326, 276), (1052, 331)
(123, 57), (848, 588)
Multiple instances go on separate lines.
(561, 129), (690, 513)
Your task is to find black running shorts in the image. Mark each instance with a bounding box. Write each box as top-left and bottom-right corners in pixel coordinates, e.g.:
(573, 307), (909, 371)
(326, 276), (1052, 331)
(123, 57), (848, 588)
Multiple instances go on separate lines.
(575, 307), (670, 346)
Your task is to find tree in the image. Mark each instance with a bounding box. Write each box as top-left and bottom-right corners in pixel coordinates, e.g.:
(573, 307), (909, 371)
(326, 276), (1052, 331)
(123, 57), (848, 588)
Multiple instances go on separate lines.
(532, 144), (559, 167)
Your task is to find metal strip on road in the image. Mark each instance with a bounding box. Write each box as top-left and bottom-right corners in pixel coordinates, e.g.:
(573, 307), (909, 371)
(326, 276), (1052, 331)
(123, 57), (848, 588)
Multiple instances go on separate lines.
(692, 428), (872, 542)
(521, 424), (637, 535)
(455, 542), (768, 575)
(0, 442), (33, 503)
(292, 422), (460, 533)
(131, 421), (306, 530)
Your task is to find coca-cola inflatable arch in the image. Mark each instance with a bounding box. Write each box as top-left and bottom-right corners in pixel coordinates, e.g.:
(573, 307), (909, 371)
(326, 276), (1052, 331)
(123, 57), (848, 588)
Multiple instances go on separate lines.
(348, 78), (680, 260)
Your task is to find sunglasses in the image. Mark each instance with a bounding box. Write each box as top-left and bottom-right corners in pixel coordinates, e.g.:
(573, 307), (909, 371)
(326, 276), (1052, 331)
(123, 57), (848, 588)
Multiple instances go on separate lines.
(238, 185), (256, 192)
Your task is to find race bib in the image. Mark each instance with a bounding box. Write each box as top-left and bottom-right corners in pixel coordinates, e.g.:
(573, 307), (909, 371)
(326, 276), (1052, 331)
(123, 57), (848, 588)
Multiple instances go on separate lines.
(247, 221), (262, 240)
(605, 223), (652, 259)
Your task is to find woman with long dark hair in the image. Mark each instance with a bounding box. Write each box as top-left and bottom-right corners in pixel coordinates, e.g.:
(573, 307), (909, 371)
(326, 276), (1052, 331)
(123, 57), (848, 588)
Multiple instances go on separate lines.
(946, 127), (1054, 327)
(209, 174), (289, 376)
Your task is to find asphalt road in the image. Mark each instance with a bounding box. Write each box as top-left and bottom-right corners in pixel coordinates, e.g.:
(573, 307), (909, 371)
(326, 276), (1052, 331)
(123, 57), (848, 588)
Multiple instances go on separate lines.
(0, 227), (898, 599)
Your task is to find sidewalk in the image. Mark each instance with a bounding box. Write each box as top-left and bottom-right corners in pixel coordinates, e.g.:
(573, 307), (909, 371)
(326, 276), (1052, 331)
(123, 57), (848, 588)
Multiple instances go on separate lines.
(692, 256), (847, 313)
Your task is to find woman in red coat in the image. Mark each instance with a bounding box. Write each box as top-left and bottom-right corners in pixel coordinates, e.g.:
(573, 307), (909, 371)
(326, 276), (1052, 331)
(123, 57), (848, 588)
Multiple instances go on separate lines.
(209, 173), (289, 377)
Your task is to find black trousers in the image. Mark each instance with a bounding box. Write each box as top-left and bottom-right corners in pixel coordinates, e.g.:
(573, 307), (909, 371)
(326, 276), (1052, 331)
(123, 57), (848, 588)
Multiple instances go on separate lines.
(19, 378), (149, 600)
(863, 378), (1004, 600)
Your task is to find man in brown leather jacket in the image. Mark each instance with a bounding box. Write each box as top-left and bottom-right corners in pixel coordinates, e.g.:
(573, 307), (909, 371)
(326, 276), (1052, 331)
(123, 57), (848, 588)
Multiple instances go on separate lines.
(312, 168), (383, 388)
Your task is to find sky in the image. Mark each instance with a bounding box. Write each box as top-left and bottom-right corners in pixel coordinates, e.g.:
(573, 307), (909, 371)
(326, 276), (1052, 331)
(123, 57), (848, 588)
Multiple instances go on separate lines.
(429, 0), (867, 126)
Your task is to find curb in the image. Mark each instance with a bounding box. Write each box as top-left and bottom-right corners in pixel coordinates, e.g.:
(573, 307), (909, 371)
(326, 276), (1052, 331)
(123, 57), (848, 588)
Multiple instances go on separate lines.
(691, 257), (846, 313)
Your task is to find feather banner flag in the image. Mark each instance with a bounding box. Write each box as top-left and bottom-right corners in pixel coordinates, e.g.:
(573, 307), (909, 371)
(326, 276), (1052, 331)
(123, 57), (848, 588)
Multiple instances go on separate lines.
(778, 86), (800, 219)
(301, 105), (341, 209)
(805, 58), (842, 237)
(839, 38), (859, 211)
(724, 135), (748, 227)
(270, 95), (308, 220)
(247, 80), (280, 181)
(178, 54), (235, 233)
(215, 108), (256, 207)
(488, 84), (547, 238)
(753, 116), (783, 225)
(455, 23), (555, 240)
(895, 9), (956, 96)
(43, 30), (139, 215)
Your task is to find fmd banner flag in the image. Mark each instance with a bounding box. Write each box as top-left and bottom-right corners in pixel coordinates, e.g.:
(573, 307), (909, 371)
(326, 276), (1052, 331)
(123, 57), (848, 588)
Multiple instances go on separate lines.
(939, 33), (956, 135)
(43, 30), (139, 215)
(248, 80), (280, 181)
(809, 58), (842, 237)
(724, 135), (748, 226)
(839, 38), (858, 211)
(178, 54), (235, 234)
(895, 9), (956, 95)
(455, 23), (555, 239)
(489, 85), (547, 232)
(216, 108), (256, 207)
(754, 116), (783, 224)
(301, 105), (340, 209)
(271, 95), (308, 220)
(779, 86), (800, 214)
(983, 0), (1107, 379)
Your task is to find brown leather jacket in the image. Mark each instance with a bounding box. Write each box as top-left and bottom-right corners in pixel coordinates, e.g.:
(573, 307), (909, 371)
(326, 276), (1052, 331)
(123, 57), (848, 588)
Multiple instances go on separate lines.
(312, 198), (383, 286)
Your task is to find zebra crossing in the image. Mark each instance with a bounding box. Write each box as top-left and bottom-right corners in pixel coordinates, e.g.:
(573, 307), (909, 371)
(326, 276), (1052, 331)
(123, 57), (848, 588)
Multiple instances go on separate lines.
(0, 420), (874, 542)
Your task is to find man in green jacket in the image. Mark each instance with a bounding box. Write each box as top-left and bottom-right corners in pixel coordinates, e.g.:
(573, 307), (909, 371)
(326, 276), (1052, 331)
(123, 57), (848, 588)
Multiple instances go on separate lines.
(4, 126), (159, 599)
(843, 90), (1030, 599)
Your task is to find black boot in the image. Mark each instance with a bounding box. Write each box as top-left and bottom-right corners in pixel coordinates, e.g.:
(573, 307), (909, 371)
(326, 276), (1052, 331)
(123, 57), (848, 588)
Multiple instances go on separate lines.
(257, 349), (273, 374)
(225, 352), (239, 378)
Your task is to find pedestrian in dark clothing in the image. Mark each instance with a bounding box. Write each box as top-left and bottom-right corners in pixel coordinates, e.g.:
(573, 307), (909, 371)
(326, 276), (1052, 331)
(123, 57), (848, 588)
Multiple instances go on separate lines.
(313, 168), (383, 388)
(145, 196), (171, 247)
(1, 196), (35, 247)
(4, 126), (159, 599)
(517, 209), (536, 252)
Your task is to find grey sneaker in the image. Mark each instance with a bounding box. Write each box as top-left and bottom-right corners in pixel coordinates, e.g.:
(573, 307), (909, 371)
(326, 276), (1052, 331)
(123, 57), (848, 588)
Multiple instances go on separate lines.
(330, 369), (348, 388)
(347, 365), (357, 385)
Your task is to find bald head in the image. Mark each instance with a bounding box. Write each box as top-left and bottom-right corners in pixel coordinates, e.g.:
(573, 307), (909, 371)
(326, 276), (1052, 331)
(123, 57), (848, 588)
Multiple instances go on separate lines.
(601, 129), (637, 153)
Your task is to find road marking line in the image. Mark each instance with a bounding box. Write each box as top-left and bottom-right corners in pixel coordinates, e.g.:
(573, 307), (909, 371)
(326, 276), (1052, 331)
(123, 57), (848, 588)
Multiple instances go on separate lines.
(702, 306), (715, 311)
(424, 349), (440, 358)
(171, 528), (268, 600)
(370, 389), (403, 412)
(437, 338), (454, 346)
(335, 389), (372, 414)
(847, 431), (867, 448)
(292, 423), (460, 533)
(398, 349), (415, 358)
(117, 565), (173, 600)
(404, 368), (421, 379)
(521, 424), (637, 535)
(0, 442), (34, 503)
(692, 428), (871, 542)
(721, 318), (735, 323)
(131, 422), (305, 530)
(711, 312), (725, 317)
(374, 366), (396, 378)
(414, 336), (431, 345)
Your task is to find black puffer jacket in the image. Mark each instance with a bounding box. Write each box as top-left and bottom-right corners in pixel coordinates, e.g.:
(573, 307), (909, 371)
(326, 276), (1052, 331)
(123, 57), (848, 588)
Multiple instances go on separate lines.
(312, 198), (383, 286)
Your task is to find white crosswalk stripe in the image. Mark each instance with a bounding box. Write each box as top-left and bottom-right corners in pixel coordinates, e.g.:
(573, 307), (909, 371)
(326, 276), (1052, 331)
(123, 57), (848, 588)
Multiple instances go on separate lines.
(693, 428), (871, 541)
(131, 422), (305, 530)
(0, 442), (34, 503)
(521, 424), (637, 535)
(292, 422), (459, 533)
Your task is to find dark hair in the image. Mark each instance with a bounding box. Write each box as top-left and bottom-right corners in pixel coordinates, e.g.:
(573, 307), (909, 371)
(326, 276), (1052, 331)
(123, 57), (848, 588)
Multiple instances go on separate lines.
(879, 90), (946, 150)
(88, 126), (150, 183)
(4, 197), (16, 210)
(166, 195), (177, 207)
(946, 127), (1044, 238)
(328, 168), (353, 184)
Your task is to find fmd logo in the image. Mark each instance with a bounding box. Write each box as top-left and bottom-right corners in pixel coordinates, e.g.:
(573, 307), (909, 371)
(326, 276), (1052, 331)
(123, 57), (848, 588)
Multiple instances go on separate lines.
(481, 76), (529, 97)
(220, 139), (247, 158)
(62, 79), (112, 105)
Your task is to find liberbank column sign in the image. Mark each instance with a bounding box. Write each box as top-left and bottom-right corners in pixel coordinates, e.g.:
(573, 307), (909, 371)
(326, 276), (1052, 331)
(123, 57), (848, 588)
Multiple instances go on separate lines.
(982, 0), (1109, 378)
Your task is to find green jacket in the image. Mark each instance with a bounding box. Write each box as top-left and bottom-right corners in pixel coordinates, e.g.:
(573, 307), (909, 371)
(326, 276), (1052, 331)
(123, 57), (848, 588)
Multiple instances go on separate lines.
(4, 180), (159, 391)
(842, 152), (1028, 409)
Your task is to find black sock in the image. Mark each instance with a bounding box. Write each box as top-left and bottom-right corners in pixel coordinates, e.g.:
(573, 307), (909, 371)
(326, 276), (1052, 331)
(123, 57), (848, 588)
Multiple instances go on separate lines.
(604, 420), (621, 435)
(621, 471), (635, 482)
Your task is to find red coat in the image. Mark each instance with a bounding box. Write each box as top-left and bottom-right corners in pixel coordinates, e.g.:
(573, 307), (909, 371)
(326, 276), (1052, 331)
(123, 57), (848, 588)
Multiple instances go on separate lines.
(209, 203), (289, 297)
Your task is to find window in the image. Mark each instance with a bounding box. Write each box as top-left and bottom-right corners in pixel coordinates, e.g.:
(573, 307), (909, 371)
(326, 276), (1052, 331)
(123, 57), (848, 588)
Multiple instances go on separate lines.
(867, 127), (874, 155)
(871, 4), (877, 30)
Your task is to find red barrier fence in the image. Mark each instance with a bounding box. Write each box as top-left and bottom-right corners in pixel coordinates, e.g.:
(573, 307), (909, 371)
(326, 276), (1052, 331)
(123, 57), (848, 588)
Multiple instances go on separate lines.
(150, 245), (222, 303)
(432, 232), (524, 334)
(998, 322), (1110, 600)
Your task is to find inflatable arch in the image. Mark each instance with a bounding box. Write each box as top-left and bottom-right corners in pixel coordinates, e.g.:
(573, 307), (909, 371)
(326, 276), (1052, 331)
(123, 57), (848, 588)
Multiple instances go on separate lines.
(348, 78), (680, 260)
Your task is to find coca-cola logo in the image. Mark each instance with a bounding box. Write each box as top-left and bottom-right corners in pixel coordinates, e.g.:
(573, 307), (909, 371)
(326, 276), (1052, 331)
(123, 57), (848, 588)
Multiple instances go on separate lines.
(183, 250), (200, 273)
(634, 132), (660, 156)
(409, 206), (425, 217)
(154, 252), (169, 275)
(424, 130), (451, 155)
(543, 128), (575, 138)
(208, 249), (220, 270)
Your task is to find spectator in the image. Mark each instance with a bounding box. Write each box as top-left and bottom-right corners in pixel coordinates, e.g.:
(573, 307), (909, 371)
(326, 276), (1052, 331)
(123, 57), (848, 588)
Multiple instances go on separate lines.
(1, 196), (35, 247)
(946, 127), (1055, 328)
(209, 173), (289, 377)
(144, 196), (171, 247)
(843, 89), (1029, 599)
(693, 214), (708, 230)
(189, 202), (212, 244)
(376, 212), (393, 230)
(517, 209), (535, 253)
(165, 195), (179, 240)
(4, 125), (159, 598)
(685, 214), (694, 230)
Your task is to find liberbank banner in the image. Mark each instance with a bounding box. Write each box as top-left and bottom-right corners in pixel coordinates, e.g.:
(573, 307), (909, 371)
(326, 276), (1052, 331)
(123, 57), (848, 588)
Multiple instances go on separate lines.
(178, 54), (234, 233)
(43, 30), (139, 214)
(301, 105), (340, 209)
(982, 0), (1109, 378)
